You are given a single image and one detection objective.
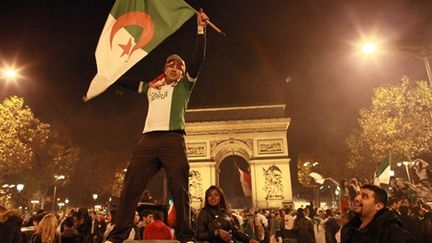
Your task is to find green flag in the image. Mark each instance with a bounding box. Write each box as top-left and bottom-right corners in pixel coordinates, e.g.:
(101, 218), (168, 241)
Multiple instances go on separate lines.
(85, 0), (195, 101)
(374, 154), (391, 185)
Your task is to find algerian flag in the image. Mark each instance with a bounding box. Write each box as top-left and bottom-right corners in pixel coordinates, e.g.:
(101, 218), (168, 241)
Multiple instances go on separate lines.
(374, 154), (392, 185)
(85, 0), (196, 101)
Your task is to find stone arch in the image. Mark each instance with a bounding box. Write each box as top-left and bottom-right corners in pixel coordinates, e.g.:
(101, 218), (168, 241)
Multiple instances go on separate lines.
(211, 138), (253, 170)
(185, 105), (292, 209)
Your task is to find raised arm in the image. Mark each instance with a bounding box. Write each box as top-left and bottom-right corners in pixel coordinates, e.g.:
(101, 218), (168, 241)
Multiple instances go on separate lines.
(187, 9), (208, 80)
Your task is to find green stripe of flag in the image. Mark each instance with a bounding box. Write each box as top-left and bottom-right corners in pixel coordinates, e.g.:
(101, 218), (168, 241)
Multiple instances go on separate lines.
(111, 0), (195, 52)
(376, 155), (391, 176)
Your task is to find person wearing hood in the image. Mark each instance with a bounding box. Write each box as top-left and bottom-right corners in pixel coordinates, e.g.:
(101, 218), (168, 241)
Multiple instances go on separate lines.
(0, 209), (24, 243)
(341, 184), (415, 243)
(143, 211), (173, 240)
(195, 185), (259, 243)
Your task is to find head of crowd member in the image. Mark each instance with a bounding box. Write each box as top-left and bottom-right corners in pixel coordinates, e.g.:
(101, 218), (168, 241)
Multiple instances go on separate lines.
(0, 209), (22, 225)
(296, 208), (306, 219)
(316, 208), (324, 218)
(33, 211), (48, 226)
(35, 213), (59, 242)
(341, 179), (349, 187)
(350, 178), (359, 186)
(399, 205), (409, 216)
(389, 176), (397, 186)
(388, 198), (401, 211)
(324, 209), (333, 219)
(204, 185), (227, 210)
(353, 184), (387, 221)
(133, 211), (140, 225)
(0, 205), (6, 214)
(164, 54), (186, 83)
(63, 216), (75, 230)
(141, 209), (154, 226)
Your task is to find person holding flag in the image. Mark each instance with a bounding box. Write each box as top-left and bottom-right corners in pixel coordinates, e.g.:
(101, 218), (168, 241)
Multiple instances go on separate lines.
(104, 8), (209, 243)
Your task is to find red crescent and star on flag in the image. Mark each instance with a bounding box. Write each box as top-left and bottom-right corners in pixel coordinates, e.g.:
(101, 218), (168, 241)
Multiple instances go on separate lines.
(109, 11), (155, 59)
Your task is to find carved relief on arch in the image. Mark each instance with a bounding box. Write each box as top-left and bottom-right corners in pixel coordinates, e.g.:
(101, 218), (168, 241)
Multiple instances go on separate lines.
(210, 138), (253, 164)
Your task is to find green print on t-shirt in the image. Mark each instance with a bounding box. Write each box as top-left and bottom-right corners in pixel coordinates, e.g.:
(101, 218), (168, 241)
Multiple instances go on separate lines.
(150, 90), (168, 101)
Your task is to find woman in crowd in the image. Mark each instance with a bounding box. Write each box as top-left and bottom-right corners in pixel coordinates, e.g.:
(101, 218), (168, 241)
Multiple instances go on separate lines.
(195, 185), (259, 243)
(30, 213), (61, 243)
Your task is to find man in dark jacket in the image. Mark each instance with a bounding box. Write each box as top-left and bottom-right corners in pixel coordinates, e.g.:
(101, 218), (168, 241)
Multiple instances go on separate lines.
(341, 184), (415, 243)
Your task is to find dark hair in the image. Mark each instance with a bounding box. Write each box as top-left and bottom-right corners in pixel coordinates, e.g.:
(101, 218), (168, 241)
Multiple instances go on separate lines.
(204, 185), (227, 210)
(361, 184), (388, 205)
(399, 205), (409, 215)
(33, 212), (48, 224)
(63, 216), (75, 228)
(109, 209), (117, 224)
(325, 209), (333, 218)
(388, 198), (399, 206)
(296, 208), (305, 218)
(142, 209), (153, 218)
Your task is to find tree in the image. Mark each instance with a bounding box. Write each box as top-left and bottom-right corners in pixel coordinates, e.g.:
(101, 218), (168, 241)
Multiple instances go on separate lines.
(0, 96), (80, 208)
(67, 150), (128, 207)
(347, 77), (432, 176)
(24, 124), (80, 206)
(0, 96), (50, 183)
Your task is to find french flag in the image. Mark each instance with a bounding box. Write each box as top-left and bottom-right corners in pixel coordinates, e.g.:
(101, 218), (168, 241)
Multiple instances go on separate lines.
(238, 168), (252, 197)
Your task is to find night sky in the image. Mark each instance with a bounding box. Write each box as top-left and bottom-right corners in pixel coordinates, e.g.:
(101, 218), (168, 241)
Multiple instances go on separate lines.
(1, 0), (432, 190)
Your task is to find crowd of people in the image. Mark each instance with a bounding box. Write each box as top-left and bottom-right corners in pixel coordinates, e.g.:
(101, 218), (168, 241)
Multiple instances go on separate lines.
(1, 181), (432, 243)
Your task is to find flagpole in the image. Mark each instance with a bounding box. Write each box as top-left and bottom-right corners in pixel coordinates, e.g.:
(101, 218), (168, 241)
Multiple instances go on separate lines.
(205, 19), (226, 36)
(194, 8), (226, 36)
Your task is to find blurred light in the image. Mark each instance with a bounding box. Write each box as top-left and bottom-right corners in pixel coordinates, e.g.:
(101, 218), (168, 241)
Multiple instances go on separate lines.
(54, 175), (65, 180)
(2, 184), (9, 188)
(9, 184), (15, 188)
(397, 162), (402, 167)
(92, 194), (98, 200)
(16, 184), (24, 192)
(402, 161), (411, 166)
(30, 200), (40, 204)
(362, 42), (377, 54)
(4, 69), (17, 78)
(65, 198), (69, 204)
(389, 170), (395, 177)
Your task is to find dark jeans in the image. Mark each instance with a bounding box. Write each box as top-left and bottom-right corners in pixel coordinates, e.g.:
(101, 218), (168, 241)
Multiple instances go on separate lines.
(107, 131), (194, 243)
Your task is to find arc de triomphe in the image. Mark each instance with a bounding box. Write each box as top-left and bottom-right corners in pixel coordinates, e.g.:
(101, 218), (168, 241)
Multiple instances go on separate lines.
(184, 104), (293, 209)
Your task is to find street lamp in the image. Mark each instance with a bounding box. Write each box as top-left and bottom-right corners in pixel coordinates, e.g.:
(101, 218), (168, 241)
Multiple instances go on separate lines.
(360, 42), (432, 87)
(0, 66), (22, 85)
(362, 42), (377, 54)
(397, 161), (415, 184)
(394, 48), (432, 87)
(52, 175), (65, 212)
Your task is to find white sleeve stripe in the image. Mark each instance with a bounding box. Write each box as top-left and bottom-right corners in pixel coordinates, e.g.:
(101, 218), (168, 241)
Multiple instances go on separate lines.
(138, 81), (144, 93)
(186, 73), (197, 82)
